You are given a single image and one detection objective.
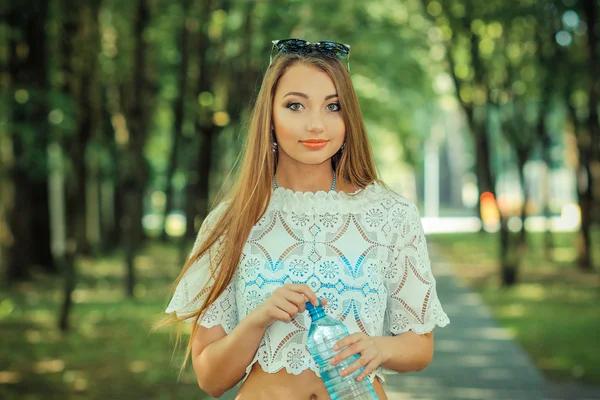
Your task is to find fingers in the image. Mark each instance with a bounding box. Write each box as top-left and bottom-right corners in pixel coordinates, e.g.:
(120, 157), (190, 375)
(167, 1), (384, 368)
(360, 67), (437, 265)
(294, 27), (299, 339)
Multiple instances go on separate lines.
(284, 284), (319, 306)
(330, 335), (367, 366)
(266, 306), (296, 323)
(339, 351), (370, 378)
(328, 333), (382, 381)
(273, 297), (300, 321)
(284, 290), (309, 313)
(268, 284), (329, 324)
(333, 332), (363, 352)
(356, 360), (378, 382)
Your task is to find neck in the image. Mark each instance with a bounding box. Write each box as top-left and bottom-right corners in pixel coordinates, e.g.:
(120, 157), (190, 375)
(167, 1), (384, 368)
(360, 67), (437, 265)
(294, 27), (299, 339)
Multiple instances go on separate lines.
(274, 162), (336, 193)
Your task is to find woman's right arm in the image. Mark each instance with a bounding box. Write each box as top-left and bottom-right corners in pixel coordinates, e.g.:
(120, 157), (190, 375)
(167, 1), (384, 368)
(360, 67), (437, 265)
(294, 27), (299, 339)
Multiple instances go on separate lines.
(191, 284), (322, 398)
(191, 313), (266, 398)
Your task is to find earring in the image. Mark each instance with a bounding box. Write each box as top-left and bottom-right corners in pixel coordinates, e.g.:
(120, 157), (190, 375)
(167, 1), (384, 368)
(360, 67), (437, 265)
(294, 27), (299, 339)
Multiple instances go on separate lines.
(340, 142), (345, 152)
(271, 127), (278, 152)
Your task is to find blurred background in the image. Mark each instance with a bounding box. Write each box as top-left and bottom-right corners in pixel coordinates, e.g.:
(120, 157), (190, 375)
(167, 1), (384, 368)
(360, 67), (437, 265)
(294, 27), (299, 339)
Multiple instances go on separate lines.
(0, 0), (598, 399)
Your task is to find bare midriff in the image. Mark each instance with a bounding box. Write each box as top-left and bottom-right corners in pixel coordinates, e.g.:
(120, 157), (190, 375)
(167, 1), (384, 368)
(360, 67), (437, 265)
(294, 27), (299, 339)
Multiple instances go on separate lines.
(234, 363), (389, 400)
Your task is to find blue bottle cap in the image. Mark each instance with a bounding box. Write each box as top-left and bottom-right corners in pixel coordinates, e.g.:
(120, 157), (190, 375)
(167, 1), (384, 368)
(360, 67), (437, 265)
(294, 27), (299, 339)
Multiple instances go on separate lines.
(306, 298), (326, 320)
(305, 298), (322, 310)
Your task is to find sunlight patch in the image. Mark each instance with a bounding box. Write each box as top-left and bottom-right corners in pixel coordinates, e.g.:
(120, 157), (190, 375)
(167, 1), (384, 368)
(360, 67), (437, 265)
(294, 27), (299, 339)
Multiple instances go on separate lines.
(34, 359), (65, 374)
(515, 284), (546, 301)
(129, 360), (149, 373)
(0, 371), (20, 384)
(497, 304), (526, 318)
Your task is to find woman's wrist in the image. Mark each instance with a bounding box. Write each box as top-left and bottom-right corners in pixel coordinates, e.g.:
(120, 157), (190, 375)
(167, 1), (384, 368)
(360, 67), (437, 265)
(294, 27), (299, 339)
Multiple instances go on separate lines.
(239, 308), (271, 335)
(372, 332), (434, 372)
(372, 336), (392, 365)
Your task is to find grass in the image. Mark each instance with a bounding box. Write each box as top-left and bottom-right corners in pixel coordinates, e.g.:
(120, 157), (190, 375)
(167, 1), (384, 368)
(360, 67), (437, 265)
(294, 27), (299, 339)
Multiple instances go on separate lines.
(0, 242), (207, 400)
(429, 228), (600, 385)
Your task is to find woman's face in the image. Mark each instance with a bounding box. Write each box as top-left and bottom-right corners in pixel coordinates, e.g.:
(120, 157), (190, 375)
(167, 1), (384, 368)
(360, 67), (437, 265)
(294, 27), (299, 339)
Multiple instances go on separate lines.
(272, 63), (345, 167)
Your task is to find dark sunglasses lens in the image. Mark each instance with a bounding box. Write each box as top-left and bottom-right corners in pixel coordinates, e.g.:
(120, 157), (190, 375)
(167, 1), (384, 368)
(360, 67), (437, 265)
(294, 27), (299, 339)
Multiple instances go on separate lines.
(275, 39), (311, 55)
(316, 41), (350, 59)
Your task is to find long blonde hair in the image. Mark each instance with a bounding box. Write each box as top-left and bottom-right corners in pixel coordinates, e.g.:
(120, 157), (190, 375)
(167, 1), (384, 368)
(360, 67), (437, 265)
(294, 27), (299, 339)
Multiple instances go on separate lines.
(157, 51), (387, 374)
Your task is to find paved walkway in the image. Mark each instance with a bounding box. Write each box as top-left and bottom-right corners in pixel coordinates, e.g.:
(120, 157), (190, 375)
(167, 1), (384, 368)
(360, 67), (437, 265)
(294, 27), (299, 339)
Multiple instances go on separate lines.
(214, 249), (600, 400)
(382, 249), (600, 400)
(384, 255), (546, 400)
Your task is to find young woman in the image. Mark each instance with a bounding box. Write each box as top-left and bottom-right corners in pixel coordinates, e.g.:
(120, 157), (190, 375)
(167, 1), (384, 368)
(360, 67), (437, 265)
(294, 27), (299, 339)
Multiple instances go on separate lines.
(162, 39), (450, 399)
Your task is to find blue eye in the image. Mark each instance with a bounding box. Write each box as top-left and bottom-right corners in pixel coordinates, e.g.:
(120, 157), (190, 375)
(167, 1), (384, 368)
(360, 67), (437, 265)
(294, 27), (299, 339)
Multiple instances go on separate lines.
(327, 103), (341, 112)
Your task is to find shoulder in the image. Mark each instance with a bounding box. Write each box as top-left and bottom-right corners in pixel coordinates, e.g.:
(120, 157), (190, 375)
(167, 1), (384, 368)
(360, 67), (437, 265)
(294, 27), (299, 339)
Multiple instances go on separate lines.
(196, 199), (232, 238)
(369, 183), (423, 226)
(204, 199), (231, 224)
(371, 182), (416, 210)
(191, 199), (232, 253)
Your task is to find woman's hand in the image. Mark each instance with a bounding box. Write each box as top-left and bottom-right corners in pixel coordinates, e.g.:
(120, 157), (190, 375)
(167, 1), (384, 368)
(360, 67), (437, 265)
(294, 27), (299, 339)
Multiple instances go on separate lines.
(329, 333), (387, 381)
(248, 284), (326, 329)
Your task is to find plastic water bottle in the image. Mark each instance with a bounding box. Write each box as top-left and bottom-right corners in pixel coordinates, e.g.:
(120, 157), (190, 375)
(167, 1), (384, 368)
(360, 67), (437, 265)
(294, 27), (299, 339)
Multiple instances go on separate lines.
(305, 300), (379, 399)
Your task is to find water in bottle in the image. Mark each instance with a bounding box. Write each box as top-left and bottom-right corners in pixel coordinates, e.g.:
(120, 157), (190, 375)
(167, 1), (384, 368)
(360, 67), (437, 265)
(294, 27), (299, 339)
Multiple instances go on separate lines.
(305, 300), (379, 400)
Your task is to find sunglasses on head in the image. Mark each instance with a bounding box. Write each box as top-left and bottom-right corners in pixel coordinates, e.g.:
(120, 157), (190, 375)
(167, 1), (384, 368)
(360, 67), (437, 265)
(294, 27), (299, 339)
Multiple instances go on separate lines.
(269, 38), (351, 71)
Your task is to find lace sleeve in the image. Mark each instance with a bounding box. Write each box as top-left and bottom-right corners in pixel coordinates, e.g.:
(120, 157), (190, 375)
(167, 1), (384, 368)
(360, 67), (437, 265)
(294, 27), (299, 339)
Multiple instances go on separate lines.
(383, 202), (450, 336)
(165, 201), (238, 333)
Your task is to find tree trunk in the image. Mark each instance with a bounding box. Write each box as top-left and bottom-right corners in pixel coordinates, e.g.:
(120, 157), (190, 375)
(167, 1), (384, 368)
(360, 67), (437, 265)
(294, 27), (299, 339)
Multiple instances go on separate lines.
(538, 110), (554, 260)
(56, 0), (88, 332)
(580, 0), (598, 271)
(576, 161), (593, 271)
(100, 33), (122, 253)
(6, 151), (34, 281)
(541, 154), (554, 260)
(567, 101), (593, 272)
(123, 186), (137, 296)
(57, 248), (76, 332)
(185, 0), (217, 239)
(224, 0), (259, 159)
(516, 149), (529, 248)
(583, 0), (600, 164)
(86, 169), (101, 255)
(499, 217), (518, 287)
(473, 121), (496, 233)
(120, 0), (152, 297)
(100, 178), (116, 251)
(6, 1), (54, 283)
(162, 0), (192, 241)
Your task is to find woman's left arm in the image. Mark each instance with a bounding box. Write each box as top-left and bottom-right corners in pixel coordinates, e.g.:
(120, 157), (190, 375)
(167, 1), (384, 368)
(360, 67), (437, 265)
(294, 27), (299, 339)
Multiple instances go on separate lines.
(329, 330), (434, 381)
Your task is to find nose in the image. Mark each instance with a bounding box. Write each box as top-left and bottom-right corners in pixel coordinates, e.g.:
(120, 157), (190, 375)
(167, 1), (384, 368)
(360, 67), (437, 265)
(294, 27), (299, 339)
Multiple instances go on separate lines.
(307, 113), (325, 133)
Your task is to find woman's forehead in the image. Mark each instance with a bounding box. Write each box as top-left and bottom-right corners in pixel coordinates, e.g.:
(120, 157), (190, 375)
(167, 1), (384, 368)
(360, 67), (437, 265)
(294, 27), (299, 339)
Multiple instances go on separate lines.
(275, 64), (337, 98)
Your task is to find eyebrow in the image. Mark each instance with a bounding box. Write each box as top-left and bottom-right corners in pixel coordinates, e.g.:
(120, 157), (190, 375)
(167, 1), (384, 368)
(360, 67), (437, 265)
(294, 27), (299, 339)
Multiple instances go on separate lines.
(283, 92), (338, 100)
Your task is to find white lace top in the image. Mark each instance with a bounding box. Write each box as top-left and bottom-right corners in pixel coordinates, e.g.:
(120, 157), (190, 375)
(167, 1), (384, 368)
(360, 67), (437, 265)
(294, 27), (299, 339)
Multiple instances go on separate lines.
(165, 181), (450, 384)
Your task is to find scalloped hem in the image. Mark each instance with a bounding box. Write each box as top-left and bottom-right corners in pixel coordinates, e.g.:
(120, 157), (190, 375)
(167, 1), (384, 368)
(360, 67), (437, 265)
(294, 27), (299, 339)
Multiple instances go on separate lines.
(197, 319), (236, 335)
(241, 357), (385, 386)
(171, 315), (236, 336)
(390, 317), (450, 336)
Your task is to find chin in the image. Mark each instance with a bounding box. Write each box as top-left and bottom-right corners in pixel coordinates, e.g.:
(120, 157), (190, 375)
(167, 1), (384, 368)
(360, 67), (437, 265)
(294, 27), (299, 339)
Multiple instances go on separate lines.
(294, 154), (336, 165)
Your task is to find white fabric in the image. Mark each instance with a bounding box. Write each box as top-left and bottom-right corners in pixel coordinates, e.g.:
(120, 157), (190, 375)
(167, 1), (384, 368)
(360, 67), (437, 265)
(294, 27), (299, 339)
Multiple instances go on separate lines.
(166, 181), (450, 384)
